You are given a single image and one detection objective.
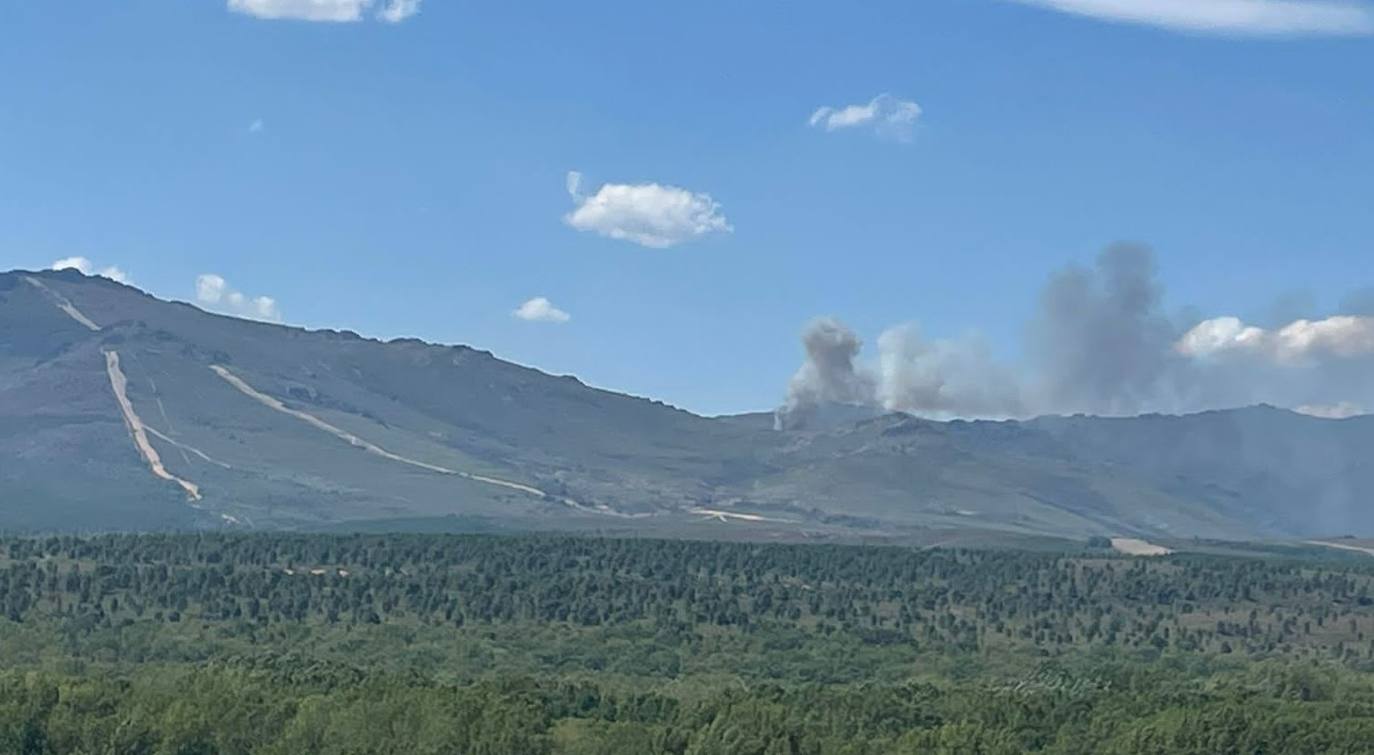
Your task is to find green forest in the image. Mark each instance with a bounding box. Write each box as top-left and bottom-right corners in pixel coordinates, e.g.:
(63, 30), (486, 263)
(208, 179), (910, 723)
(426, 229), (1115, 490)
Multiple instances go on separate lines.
(3, 533), (1374, 753)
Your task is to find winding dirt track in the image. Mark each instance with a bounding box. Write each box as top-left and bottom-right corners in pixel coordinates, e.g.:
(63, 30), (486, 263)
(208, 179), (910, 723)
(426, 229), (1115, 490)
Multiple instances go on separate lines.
(24, 277), (101, 331)
(144, 426), (233, 470)
(690, 508), (796, 524)
(208, 364), (618, 515)
(105, 351), (202, 500)
(1305, 540), (1374, 557)
(18, 276), (622, 518)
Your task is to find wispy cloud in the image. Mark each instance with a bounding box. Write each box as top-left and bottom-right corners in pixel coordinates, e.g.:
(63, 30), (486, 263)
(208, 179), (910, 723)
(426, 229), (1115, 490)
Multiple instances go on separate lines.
(248, 118), (265, 134)
(513, 297), (571, 323)
(564, 171), (732, 249)
(1011, 0), (1374, 36)
(227, 0), (421, 23)
(195, 274), (282, 322)
(376, 0), (421, 22)
(809, 94), (922, 142)
(50, 257), (130, 284)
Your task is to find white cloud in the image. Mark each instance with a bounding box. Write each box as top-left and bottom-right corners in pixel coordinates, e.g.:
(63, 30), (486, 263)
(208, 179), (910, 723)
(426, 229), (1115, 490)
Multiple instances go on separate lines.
(376, 0), (421, 22)
(1177, 315), (1374, 363)
(1175, 316), (1268, 357)
(248, 119), (265, 134)
(1295, 402), (1367, 419)
(809, 94), (922, 141)
(195, 274), (282, 323)
(1012, 0), (1374, 36)
(50, 257), (130, 284)
(563, 172), (732, 249)
(227, 0), (422, 23)
(513, 297), (571, 323)
(228, 0), (369, 21)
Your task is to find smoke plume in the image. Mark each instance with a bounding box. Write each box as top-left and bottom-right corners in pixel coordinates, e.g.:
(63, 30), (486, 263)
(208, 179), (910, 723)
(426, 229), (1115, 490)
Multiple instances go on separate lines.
(776, 318), (876, 429)
(876, 325), (1024, 418)
(777, 319), (1026, 429)
(775, 244), (1374, 428)
(1026, 243), (1188, 415)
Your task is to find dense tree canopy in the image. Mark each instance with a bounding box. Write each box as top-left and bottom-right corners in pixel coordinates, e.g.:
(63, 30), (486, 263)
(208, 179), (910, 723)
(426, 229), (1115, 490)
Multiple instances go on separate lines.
(1, 533), (1372, 753)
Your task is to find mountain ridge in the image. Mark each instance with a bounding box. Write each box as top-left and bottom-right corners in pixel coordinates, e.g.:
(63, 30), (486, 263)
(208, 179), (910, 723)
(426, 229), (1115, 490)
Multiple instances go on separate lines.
(3, 268), (1370, 541)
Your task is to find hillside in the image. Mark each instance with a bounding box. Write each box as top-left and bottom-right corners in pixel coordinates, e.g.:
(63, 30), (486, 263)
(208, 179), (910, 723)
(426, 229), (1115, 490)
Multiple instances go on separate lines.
(2, 269), (1369, 540)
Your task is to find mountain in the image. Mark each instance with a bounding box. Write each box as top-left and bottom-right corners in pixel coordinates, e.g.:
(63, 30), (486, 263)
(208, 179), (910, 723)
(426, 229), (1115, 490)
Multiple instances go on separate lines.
(3, 268), (1371, 541)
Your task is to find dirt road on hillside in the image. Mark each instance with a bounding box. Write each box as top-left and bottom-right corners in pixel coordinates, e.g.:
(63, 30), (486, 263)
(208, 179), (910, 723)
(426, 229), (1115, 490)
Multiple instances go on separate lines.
(105, 351), (201, 500)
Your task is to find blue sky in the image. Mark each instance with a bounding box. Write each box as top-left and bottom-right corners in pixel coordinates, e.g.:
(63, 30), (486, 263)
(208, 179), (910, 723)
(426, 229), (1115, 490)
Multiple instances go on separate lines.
(2, 0), (1372, 416)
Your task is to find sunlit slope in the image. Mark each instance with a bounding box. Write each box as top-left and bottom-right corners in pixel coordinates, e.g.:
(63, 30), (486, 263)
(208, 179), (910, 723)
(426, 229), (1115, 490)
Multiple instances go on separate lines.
(3, 268), (1369, 540)
(1, 270), (771, 530)
(0, 277), (196, 530)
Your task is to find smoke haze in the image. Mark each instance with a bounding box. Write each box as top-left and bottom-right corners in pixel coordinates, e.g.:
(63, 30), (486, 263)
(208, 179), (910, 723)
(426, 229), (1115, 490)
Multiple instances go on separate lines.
(776, 244), (1374, 428)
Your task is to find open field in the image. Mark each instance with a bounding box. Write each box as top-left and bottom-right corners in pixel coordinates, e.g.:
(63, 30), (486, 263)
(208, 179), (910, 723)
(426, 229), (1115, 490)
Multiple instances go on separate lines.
(1110, 537), (1173, 556)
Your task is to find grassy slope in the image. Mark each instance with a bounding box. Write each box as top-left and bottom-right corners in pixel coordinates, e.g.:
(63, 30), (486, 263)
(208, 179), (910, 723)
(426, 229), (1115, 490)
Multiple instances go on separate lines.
(3, 268), (1370, 540)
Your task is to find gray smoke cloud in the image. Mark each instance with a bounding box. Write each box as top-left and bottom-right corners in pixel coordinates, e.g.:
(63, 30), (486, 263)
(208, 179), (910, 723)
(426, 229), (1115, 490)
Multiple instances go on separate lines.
(775, 318), (1025, 430)
(775, 244), (1374, 429)
(876, 325), (1025, 418)
(776, 318), (876, 430)
(1026, 243), (1189, 416)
